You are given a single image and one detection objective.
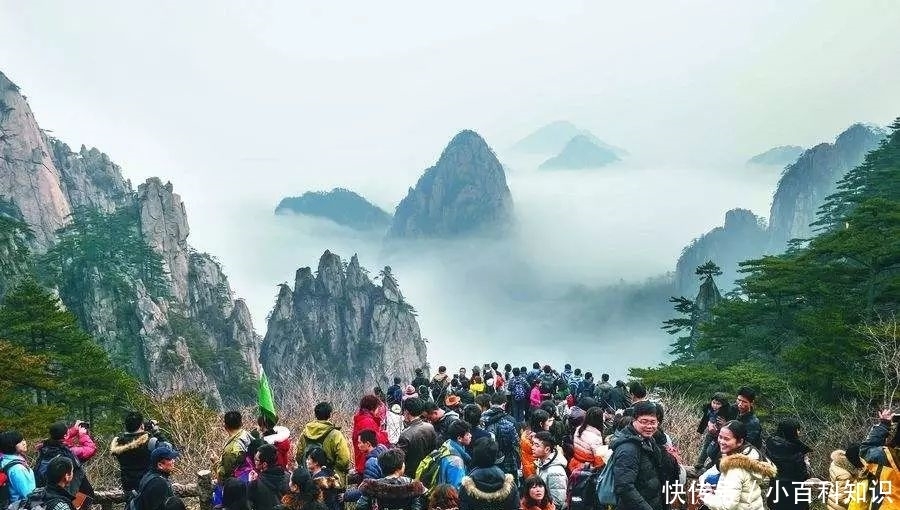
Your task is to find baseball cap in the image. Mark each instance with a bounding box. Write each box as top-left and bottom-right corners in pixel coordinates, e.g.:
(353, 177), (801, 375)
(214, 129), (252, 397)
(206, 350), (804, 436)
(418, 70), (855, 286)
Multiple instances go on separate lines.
(151, 445), (180, 463)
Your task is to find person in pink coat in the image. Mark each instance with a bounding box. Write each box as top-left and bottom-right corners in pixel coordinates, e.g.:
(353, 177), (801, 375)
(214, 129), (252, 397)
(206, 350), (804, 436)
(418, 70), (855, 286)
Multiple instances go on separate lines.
(352, 395), (389, 474)
(63, 421), (97, 462)
(530, 380), (543, 410)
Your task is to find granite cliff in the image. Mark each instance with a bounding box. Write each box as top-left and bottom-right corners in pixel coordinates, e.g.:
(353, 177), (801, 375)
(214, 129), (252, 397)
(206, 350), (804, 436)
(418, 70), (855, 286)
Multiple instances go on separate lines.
(386, 130), (514, 240)
(0, 70), (258, 404)
(260, 251), (427, 396)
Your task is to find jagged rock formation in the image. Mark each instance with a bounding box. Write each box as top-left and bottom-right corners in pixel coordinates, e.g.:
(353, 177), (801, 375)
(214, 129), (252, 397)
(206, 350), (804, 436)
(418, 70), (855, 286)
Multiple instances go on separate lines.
(0, 70), (259, 405)
(539, 134), (620, 170)
(511, 121), (628, 157)
(0, 72), (71, 250)
(386, 130), (514, 239)
(768, 123), (886, 251)
(260, 251), (427, 395)
(747, 145), (804, 166)
(687, 274), (722, 358)
(275, 188), (391, 230)
(675, 209), (767, 294)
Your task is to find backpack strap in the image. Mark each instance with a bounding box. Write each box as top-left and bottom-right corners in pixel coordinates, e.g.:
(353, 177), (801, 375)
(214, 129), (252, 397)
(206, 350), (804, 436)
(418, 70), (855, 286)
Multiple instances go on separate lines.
(1, 459), (25, 474)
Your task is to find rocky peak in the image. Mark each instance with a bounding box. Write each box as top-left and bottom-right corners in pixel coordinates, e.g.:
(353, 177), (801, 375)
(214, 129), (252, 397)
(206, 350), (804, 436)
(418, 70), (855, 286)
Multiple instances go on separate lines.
(768, 123), (886, 251)
(137, 178), (191, 304)
(260, 251), (427, 396)
(386, 130), (514, 240)
(49, 138), (132, 213)
(0, 72), (71, 250)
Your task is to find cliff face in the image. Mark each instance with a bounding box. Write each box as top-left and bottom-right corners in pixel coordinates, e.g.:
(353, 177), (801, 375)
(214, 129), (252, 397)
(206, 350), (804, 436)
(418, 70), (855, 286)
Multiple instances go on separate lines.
(386, 130), (514, 240)
(0, 70), (259, 405)
(768, 123), (886, 251)
(675, 209), (768, 295)
(0, 72), (71, 250)
(260, 251), (427, 396)
(747, 145), (804, 166)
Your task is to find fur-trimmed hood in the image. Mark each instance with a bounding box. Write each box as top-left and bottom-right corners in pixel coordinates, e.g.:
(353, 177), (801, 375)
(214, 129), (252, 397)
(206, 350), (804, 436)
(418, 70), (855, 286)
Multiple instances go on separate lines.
(830, 449), (857, 472)
(109, 432), (150, 455)
(359, 476), (426, 499)
(720, 448), (777, 480)
(460, 470), (516, 501)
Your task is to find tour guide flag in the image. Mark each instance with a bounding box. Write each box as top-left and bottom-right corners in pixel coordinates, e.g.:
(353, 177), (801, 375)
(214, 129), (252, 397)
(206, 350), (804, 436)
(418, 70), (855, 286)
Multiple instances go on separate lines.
(259, 369), (277, 424)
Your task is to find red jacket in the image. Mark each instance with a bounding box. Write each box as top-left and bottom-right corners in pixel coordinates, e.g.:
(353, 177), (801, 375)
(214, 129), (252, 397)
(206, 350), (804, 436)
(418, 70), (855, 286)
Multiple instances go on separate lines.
(352, 410), (388, 473)
(64, 426), (97, 461)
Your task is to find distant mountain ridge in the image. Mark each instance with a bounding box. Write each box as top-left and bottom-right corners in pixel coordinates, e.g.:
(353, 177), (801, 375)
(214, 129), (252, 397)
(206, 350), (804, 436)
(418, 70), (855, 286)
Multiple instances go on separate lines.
(747, 145), (805, 166)
(512, 120), (627, 157)
(386, 130), (514, 240)
(539, 134), (620, 170)
(276, 188), (391, 231)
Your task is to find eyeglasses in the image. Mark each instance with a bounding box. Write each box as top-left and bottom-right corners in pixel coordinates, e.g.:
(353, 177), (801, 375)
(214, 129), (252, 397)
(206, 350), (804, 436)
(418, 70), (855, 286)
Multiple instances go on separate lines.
(635, 419), (659, 426)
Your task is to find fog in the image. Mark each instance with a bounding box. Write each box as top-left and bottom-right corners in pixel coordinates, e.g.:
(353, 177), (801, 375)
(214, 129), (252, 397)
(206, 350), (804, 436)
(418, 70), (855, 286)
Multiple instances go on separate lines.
(1, 1), (899, 374)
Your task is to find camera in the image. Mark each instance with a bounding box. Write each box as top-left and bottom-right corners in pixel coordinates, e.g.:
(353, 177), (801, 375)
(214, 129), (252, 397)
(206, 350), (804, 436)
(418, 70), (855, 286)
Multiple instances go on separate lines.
(892, 414), (900, 423)
(144, 419), (159, 432)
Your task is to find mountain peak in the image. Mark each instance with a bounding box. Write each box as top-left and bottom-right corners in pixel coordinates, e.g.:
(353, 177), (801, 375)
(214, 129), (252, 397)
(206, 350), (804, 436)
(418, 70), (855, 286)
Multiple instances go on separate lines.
(539, 134), (620, 170)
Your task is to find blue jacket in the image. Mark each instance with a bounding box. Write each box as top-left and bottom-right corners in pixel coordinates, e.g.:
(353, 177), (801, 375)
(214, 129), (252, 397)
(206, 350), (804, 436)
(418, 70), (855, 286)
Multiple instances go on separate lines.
(364, 445), (388, 480)
(0, 454), (35, 502)
(437, 440), (471, 489)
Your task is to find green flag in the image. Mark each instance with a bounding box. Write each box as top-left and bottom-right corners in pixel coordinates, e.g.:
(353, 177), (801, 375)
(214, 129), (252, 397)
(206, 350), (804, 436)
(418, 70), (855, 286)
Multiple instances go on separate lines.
(258, 369), (277, 424)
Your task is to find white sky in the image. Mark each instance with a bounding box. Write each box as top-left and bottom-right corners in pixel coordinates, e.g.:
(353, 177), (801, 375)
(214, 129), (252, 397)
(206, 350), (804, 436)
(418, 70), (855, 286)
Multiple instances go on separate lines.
(1, 1), (899, 370)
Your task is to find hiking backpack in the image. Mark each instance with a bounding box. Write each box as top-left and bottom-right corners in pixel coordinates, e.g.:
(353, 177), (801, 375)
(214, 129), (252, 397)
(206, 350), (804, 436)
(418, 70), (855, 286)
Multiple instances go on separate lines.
(540, 373), (556, 394)
(510, 377), (527, 401)
(126, 472), (164, 510)
(8, 488), (64, 510)
(415, 443), (453, 489)
(1, 460), (26, 510)
(483, 413), (517, 463)
(300, 428), (336, 469)
(567, 465), (602, 510)
(595, 450), (617, 507)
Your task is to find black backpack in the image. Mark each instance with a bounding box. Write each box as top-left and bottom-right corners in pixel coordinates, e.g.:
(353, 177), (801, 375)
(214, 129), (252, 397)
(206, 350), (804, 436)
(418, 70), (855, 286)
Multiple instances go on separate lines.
(126, 472), (163, 510)
(567, 465), (602, 510)
(8, 488), (66, 510)
(1, 460), (26, 510)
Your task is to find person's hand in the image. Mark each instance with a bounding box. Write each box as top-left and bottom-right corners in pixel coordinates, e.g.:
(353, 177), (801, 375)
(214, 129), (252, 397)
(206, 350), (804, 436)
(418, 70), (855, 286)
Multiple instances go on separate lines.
(77, 426), (88, 435)
(879, 409), (893, 421)
(210, 452), (219, 462)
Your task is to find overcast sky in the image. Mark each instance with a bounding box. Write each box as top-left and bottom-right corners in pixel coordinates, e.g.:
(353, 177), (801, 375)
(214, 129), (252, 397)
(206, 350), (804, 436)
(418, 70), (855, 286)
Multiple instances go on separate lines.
(2, 2), (899, 362)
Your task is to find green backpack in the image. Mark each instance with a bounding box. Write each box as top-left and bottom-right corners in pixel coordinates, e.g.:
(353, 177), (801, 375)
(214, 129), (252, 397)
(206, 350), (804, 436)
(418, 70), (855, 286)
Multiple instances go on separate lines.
(415, 443), (453, 488)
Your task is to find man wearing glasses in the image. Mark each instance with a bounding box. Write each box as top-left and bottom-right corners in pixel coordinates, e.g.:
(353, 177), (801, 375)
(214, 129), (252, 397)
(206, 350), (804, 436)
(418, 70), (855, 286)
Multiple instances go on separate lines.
(609, 401), (664, 510)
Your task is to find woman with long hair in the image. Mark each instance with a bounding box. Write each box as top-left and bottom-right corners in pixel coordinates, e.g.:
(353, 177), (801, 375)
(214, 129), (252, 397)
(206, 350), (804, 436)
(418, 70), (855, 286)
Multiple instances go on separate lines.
(281, 468), (328, 510)
(568, 407), (609, 473)
(519, 476), (554, 510)
(699, 420), (776, 510)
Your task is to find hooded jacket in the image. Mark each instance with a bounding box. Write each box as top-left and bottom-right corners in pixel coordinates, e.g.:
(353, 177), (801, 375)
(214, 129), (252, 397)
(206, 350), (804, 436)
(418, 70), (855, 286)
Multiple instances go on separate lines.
(364, 444), (389, 480)
(110, 432), (164, 492)
(216, 429), (252, 482)
(610, 423), (664, 510)
(0, 453), (35, 503)
(536, 449), (568, 510)
(63, 426), (97, 462)
(357, 476), (427, 510)
(438, 439), (472, 489)
(459, 467), (517, 510)
(262, 425), (292, 469)
(827, 449), (866, 510)
(295, 420), (351, 482)
(35, 440), (86, 494)
(482, 408), (519, 475)
(568, 424), (609, 472)
(701, 445), (777, 510)
(353, 410), (389, 473)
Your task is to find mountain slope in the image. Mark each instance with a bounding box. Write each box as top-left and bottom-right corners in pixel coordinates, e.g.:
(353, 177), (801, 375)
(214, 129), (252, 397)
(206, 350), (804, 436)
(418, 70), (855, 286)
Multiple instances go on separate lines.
(275, 188), (391, 230)
(539, 134), (620, 170)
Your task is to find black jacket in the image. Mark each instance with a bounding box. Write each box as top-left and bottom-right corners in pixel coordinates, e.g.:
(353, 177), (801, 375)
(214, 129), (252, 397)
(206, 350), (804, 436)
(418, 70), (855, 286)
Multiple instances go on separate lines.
(695, 403), (736, 435)
(136, 469), (173, 510)
(44, 484), (76, 510)
(248, 467), (288, 510)
(36, 441), (86, 495)
(765, 436), (810, 482)
(397, 419), (437, 479)
(610, 424), (664, 510)
(110, 432), (164, 492)
(458, 467), (517, 510)
(738, 411), (763, 449)
(357, 476), (426, 510)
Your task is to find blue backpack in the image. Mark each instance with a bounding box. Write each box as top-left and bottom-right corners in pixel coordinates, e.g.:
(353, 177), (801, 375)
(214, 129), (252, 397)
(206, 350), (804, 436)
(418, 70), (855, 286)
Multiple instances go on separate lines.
(510, 377), (527, 401)
(596, 450), (617, 506)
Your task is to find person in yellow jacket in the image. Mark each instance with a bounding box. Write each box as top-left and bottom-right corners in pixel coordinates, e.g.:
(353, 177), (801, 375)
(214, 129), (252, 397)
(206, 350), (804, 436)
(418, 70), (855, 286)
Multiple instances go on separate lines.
(211, 411), (252, 482)
(295, 402), (351, 485)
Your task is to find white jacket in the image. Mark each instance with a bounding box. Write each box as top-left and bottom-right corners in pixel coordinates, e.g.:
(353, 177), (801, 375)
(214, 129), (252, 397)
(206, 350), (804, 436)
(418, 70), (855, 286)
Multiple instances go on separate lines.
(702, 445), (777, 510)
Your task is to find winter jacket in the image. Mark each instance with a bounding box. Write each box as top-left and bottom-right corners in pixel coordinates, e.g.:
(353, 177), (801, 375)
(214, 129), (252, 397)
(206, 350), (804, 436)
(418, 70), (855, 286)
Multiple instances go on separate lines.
(609, 386), (629, 410)
(387, 384), (403, 406)
(520, 431), (536, 479)
(530, 387), (542, 409)
(295, 420), (351, 483)
(353, 410), (389, 473)
(35, 440), (87, 495)
(520, 499), (554, 510)
(248, 466), (289, 510)
(471, 382), (487, 396)
(482, 408), (520, 475)
(610, 423), (664, 510)
(312, 469), (342, 510)
(567, 376), (583, 397)
(110, 431), (169, 493)
(433, 411), (461, 446)
(44, 482), (77, 510)
(365, 445), (388, 480)
(568, 425), (609, 472)
(135, 468), (174, 510)
(262, 425), (292, 469)
(63, 425), (97, 461)
(695, 403), (734, 436)
(437, 440), (471, 489)
(459, 467), (518, 510)
(765, 434), (811, 510)
(387, 410), (405, 446)
(0, 453), (35, 503)
(828, 449), (866, 510)
(701, 444), (777, 510)
(279, 493), (328, 510)
(736, 411), (762, 449)
(397, 418), (437, 479)
(217, 429), (253, 482)
(357, 476), (426, 510)
(535, 449), (568, 510)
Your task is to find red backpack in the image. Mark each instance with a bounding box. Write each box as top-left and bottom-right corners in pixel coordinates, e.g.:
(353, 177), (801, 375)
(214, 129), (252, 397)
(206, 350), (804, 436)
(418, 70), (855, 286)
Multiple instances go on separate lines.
(1, 460), (26, 510)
